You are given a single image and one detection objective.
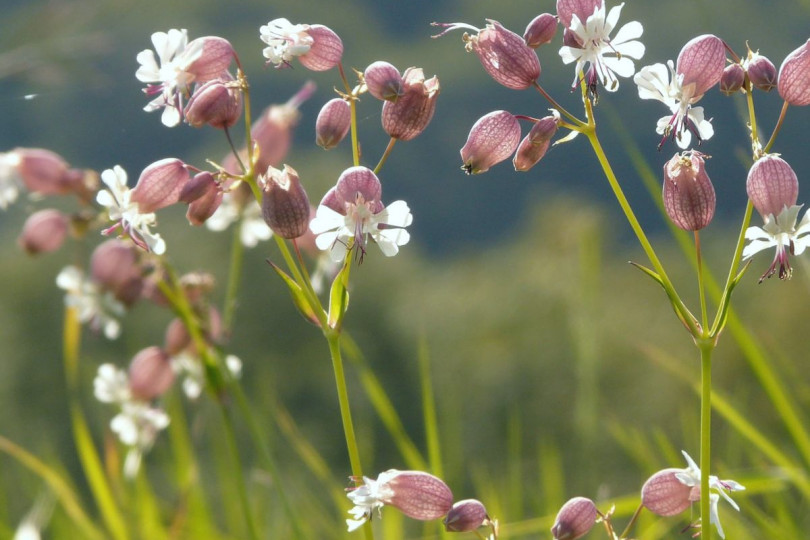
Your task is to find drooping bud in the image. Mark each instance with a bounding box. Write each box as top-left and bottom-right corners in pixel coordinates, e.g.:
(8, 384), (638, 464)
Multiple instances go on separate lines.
(128, 346), (175, 401)
(746, 154), (799, 219)
(556, 0), (601, 29)
(184, 75), (243, 129)
(719, 63), (745, 95)
(298, 24), (343, 71)
(746, 53), (777, 92)
(513, 112), (560, 171)
(778, 39), (810, 106)
(460, 110), (521, 174)
(91, 239), (143, 306)
(662, 151), (716, 231)
(444, 499), (489, 532)
(641, 468), (693, 517)
(261, 165), (310, 239)
(524, 13), (558, 48)
(315, 98), (351, 149)
(381, 67), (440, 141)
(363, 61), (403, 101)
(470, 20), (541, 90)
(130, 158), (190, 213)
(18, 209), (69, 255)
(676, 34), (726, 100)
(550, 497), (598, 540)
(181, 171), (222, 225)
(186, 36), (235, 82)
(12, 148), (72, 195)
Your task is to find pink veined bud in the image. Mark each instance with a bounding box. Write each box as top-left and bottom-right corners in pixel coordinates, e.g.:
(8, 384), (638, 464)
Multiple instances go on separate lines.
(11, 148), (72, 195)
(460, 110), (521, 174)
(298, 24), (343, 71)
(550, 497), (598, 540)
(641, 468), (693, 517)
(363, 61), (404, 101)
(513, 113), (560, 172)
(381, 67), (440, 141)
(18, 209), (69, 255)
(128, 346), (175, 401)
(380, 470), (454, 521)
(184, 75), (243, 129)
(778, 39), (810, 106)
(746, 53), (777, 92)
(250, 82), (315, 172)
(444, 499), (489, 532)
(676, 34), (726, 100)
(470, 20), (542, 90)
(322, 166), (384, 214)
(662, 151), (716, 231)
(556, 0), (601, 29)
(261, 164), (311, 239)
(130, 158), (190, 213)
(719, 63), (745, 95)
(315, 98), (351, 149)
(181, 171), (222, 225)
(524, 13), (558, 48)
(185, 36), (235, 82)
(746, 154), (799, 219)
(91, 239), (144, 306)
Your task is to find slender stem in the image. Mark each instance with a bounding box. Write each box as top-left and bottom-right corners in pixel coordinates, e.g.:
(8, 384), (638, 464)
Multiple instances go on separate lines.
(222, 223), (246, 334)
(219, 403), (260, 540)
(764, 100), (789, 153)
(699, 341), (713, 540)
(327, 332), (364, 477)
(338, 62), (361, 167)
(695, 231), (708, 331)
(531, 81), (585, 126)
(373, 138), (397, 174)
(619, 503), (644, 539)
(710, 200), (754, 337)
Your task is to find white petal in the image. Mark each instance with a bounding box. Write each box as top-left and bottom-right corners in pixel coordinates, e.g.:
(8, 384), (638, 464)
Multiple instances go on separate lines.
(379, 200), (413, 228)
(309, 205), (345, 234)
(604, 3), (624, 35)
(160, 105), (181, 128)
(376, 229), (410, 253)
(612, 20), (643, 45)
(613, 39), (645, 61)
(602, 56), (636, 78)
(558, 46), (583, 65)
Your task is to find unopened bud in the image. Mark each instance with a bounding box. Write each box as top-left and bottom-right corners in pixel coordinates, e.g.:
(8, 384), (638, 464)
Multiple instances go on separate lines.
(524, 13), (558, 48)
(184, 75), (243, 129)
(641, 468), (693, 517)
(513, 113), (559, 171)
(663, 151), (716, 231)
(746, 154), (798, 219)
(261, 165), (310, 238)
(550, 497), (598, 540)
(298, 24), (343, 71)
(444, 499), (488, 532)
(556, 0), (601, 29)
(18, 209), (69, 255)
(315, 98), (351, 149)
(460, 110), (521, 174)
(719, 63), (745, 95)
(381, 67), (440, 141)
(677, 34), (726, 99)
(363, 61), (403, 101)
(130, 158), (190, 213)
(128, 346), (175, 400)
(181, 172), (222, 225)
(91, 239), (143, 306)
(778, 39), (810, 106)
(471, 20), (542, 90)
(746, 53), (777, 92)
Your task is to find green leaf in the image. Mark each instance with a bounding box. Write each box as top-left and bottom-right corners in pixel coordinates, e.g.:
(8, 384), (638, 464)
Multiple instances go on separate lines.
(267, 260), (321, 326)
(327, 257), (351, 330)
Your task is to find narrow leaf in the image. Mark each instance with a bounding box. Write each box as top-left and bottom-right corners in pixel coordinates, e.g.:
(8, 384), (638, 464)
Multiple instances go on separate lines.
(267, 260), (321, 326)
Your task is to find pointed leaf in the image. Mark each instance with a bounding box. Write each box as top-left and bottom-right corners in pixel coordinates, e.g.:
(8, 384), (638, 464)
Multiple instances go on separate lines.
(267, 260), (321, 326)
(327, 257), (351, 330)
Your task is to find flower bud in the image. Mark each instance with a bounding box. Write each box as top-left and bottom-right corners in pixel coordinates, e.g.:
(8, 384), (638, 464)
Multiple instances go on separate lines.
(524, 13), (558, 48)
(719, 63), (745, 95)
(381, 470), (453, 520)
(185, 36), (235, 82)
(18, 209), (69, 255)
(128, 346), (175, 400)
(676, 34), (726, 99)
(746, 154), (798, 219)
(164, 317), (191, 356)
(556, 0), (601, 29)
(746, 53), (777, 92)
(550, 497), (598, 540)
(471, 20), (541, 90)
(513, 113), (559, 171)
(12, 148), (72, 195)
(130, 158), (190, 213)
(315, 98), (351, 149)
(363, 61), (403, 101)
(444, 499), (488, 532)
(460, 110), (521, 174)
(261, 165), (310, 238)
(182, 171), (222, 225)
(641, 468), (693, 517)
(662, 151), (716, 231)
(184, 76), (243, 129)
(778, 39), (810, 106)
(381, 67), (440, 141)
(298, 24), (343, 71)
(91, 239), (143, 306)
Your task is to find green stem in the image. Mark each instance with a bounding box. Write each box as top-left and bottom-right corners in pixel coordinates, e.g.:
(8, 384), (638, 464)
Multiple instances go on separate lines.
(764, 100), (789, 153)
(327, 333), (363, 477)
(619, 503), (643, 539)
(531, 81), (585, 126)
(337, 62), (361, 167)
(219, 404), (260, 540)
(699, 342), (713, 540)
(374, 137), (397, 174)
(695, 231), (708, 330)
(222, 222), (246, 334)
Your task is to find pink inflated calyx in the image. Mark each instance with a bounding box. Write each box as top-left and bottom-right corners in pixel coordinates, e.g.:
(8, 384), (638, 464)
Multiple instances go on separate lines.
(524, 13), (558, 48)
(746, 154), (799, 220)
(128, 346), (175, 401)
(381, 67), (440, 141)
(363, 61), (404, 101)
(641, 468), (693, 517)
(513, 113), (559, 172)
(181, 171), (222, 226)
(13, 148), (73, 195)
(662, 151), (716, 231)
(185, 36), (235, 82)
(261, 164), (310, 239)
(719, 63), (745, 95)
(91, 239), (143, 306)
(130, 158), (190, 213)
(778, 39), (810, 106)
(315, 98), (351, 149)
(18, 209), (69, 255)
(550, 497), (598, 540)
(746, 52), (777, 92)
(676, 34), (726, 100)
(472, 20), (541, 90)
(380, 470), (453, 521)
(298, 24), (343, 71)
(184, 74), (243, 129)
(460, 110), (521, 174)
(556, 0), (601, 29)
(250, 82), (315, 171)
(444, 499), (489, 532)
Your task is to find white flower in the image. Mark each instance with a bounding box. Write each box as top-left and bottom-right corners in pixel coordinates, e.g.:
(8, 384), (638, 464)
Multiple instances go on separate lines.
(0, 151), (22, 210)
(345, 472), (396, 532)
(558, 2), (645, 93)
(675, 451), (745, 539)
(743, 204), (810, 282)
(96, 165), (166, 254)
(259, 18), (313, 67)
(93, 363), (131, 404)
(56, 266), (125, 339)
(136, 29), (204, 127)
(634, 61), (714, 149)
(205, 191), (272, 248)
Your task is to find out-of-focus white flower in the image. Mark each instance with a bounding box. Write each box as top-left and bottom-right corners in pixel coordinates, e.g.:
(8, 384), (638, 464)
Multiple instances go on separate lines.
(259, 18), (313, 67)
(0, 151), (22, 210)
(171, 352), (243, 400)
(205, 191), (272, 247)
(56, 266), (124, 340)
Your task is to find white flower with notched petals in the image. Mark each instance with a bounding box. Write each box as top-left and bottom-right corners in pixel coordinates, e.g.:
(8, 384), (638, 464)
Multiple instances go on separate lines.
(559, 2), (645, 94)
(96, 165), (166, 254)
(56, 266), (124, 340)
(345, 472), (396, 532)
(259, 18), (313, 67)
(205, 191), (272, 247)
(743, 204), (810, 282)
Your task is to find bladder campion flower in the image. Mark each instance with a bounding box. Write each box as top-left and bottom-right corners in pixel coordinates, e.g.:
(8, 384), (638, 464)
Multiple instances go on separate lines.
(662, 151), (716, 231)
(460, 110), (521, 174)
(260, 19), (343, 71)
(778, 39), (810, 106)
(444, 499), (489, 532)
(550, 497), (598, 540)
(381, 67), (440, 141)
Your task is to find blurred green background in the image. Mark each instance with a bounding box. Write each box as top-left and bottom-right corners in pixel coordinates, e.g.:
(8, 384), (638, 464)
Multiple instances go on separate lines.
(2, 0), (810, 537)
